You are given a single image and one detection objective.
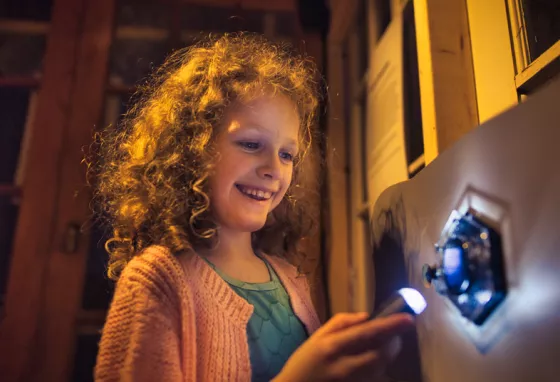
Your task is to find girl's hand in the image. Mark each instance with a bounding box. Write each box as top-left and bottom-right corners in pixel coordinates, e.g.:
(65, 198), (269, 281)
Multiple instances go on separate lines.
(274, 312), (415, 382)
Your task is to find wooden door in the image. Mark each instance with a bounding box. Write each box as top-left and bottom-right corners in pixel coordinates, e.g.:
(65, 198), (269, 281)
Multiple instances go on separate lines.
(0, 0), (114, 380)
(0, 0), (92, 380)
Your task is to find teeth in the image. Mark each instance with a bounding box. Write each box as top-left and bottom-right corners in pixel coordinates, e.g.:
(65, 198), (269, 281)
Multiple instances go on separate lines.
(240, 186), (272, 200)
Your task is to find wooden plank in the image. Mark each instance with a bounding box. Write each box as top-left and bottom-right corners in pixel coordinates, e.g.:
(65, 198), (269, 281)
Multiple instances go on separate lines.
(516, 40), (560, 94)
(412, 0), (438, 164)
(178, 0), (296, 12)
(407, 153), (425, 175)
(0, 19), (49, 34)
(328, 0), (359, 44)
(297, 31), (328, 323)
(466, 0), (517, 123)
(239, 0), (295, 11)
(324, 0), (360, 316)
(14, 92), (40, 187)
(0, 0), (86, 380)
(0, 185), (21, 198)
(263, 12), (276, 39)
(507, 0), (530, 75)
(347, 28), (367, 313)
(413, 0), (478, 164)
(31, 0), (116, 379)
(0, 77), (41, 88)
(115, 25), (169, 40)
(325, 42), (352, 314)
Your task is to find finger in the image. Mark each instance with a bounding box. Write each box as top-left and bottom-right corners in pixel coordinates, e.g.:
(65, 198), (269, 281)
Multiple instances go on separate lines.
(343, 338), (402, 381)
(314, 312), (369, 336)
(328, 314), (414, 355)
(333, 350), (387, 380)
(362, 336), (403, 381)
(383, 336), (402, 362)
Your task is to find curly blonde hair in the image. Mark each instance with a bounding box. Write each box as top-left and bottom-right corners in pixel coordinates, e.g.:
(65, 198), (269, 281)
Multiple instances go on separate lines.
(93, 33), (322, 280)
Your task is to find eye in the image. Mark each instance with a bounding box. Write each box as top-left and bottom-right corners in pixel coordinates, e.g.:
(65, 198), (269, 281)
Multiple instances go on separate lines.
(237, 141), (261, 151)
(280, 151), (294, 162)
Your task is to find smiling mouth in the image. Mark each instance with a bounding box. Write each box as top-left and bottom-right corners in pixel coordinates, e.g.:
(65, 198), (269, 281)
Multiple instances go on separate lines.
(235, 184), (275, 201)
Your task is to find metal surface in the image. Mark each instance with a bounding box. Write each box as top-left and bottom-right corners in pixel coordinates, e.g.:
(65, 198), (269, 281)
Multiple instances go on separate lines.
(370, 76), (560, 382)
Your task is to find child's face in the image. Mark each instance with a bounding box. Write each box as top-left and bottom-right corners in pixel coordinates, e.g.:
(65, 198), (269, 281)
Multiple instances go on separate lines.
(209, 94), (300, 234)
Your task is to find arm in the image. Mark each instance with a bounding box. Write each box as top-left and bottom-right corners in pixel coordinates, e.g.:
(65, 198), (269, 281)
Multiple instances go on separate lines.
(94, 266), (183, 382)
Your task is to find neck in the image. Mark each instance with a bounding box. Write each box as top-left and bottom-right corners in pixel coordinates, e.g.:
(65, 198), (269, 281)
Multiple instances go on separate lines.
(203, 227), (255, 261)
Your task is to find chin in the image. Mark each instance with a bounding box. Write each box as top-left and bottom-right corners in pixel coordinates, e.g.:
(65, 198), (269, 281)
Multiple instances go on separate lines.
(226, 216), (267, 233)
(243, 220), (267, 233)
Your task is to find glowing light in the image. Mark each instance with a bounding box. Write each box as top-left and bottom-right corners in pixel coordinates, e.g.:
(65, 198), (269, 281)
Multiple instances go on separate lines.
(398, 288), (427, 314)
(475, 290), (492, 305)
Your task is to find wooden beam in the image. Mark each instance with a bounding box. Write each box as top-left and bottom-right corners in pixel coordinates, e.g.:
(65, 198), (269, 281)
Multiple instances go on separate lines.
(0, 185), (21, 198)
(0, 77), (41, 88)
(413, 0), (478, 164)
(178, 0), (296, 12)
(328, 0), (359, 44)
(297, 31), (328, 323)
(516, 40), (560, 94)
(31, 0), (115, 379)
(347, 27), (367, 313)
(466, 0), (517, 124)
(0, 0), (86, 380)
(115, 25), (168, 40)
(407, 153), (425, 175)
(0, 19), (49, 34)
(325, 42), (352, 314)
(263, 12), (276, 39)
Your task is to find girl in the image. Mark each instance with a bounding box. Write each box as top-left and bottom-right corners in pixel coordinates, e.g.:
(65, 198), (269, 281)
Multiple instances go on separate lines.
(94, 33), (413, 381)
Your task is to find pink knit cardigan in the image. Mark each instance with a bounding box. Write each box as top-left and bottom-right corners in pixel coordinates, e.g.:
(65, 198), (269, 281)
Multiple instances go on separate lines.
(94, 246), (321, 381)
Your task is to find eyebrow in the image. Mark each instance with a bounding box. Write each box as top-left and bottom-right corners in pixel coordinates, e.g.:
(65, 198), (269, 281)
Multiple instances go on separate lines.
(236, 123), (299, 148)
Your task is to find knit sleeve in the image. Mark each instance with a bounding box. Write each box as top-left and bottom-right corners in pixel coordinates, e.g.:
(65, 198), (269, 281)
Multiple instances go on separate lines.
(95, 255), (185, 382)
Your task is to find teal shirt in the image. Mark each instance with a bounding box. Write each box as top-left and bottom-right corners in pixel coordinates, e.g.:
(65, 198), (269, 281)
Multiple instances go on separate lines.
(202, 256), (308, 382)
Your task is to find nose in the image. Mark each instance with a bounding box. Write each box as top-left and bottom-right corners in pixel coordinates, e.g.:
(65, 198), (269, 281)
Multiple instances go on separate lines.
(257, 152), (282, 180)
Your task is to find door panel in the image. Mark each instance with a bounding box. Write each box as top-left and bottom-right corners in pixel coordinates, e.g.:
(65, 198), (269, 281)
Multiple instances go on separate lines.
(0, 0), (86, 380)
(35, 0), (115, 379)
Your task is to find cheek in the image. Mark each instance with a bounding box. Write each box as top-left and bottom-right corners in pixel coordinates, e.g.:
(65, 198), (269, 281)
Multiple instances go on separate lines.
(212, 151), (247, 186)
(272, 168), (294, 208)
(285, 165), (294, 188)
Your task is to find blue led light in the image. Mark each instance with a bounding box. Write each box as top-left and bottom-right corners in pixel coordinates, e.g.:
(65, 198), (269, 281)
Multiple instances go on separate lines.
(442, 240), (470, 294)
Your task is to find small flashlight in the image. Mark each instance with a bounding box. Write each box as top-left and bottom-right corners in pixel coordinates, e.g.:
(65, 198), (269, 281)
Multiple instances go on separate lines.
(369, 288), (427, 319)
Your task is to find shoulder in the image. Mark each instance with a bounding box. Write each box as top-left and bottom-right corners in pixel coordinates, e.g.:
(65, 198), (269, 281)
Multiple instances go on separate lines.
(118, 245), (187, 302)
(261, 253), (297, 274)
(262, 253), (308, 287)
